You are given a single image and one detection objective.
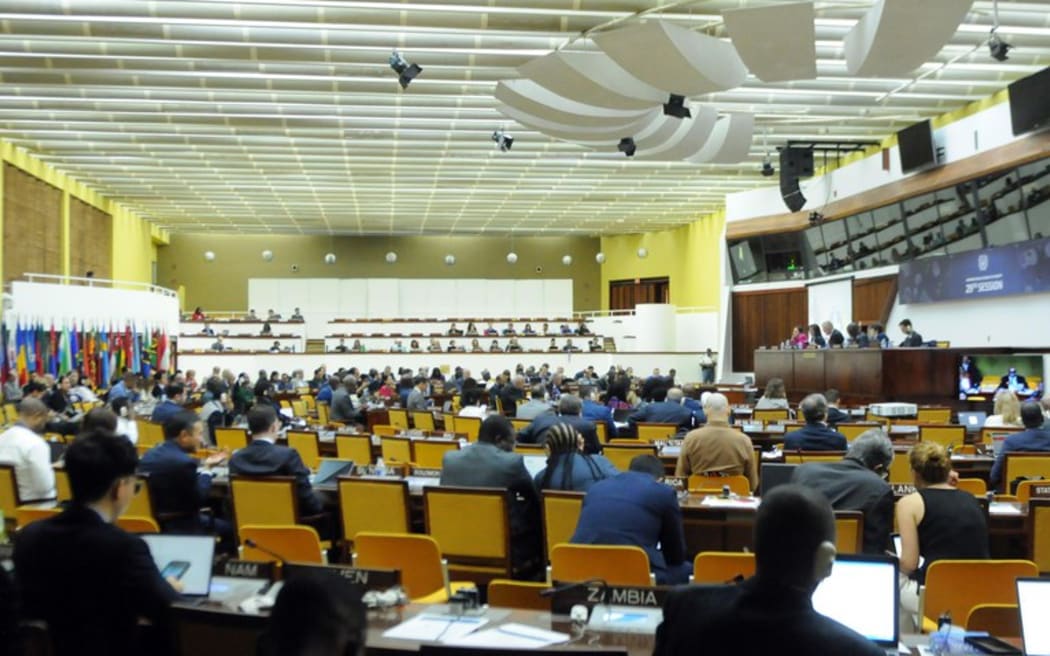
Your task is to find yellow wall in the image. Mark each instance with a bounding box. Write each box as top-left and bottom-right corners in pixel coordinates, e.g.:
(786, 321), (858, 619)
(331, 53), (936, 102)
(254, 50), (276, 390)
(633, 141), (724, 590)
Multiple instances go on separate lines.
(599, 214), (725, 311)
(0, 139), (166, 286)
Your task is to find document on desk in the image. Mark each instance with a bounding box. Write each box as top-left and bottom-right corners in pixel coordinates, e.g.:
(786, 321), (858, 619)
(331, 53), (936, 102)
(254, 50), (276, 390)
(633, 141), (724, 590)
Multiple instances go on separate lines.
(990, 501), (1023, 515)
(443, 623), (570, 649)
(381, 613), (488, 642)
(699, 496), (762, 510)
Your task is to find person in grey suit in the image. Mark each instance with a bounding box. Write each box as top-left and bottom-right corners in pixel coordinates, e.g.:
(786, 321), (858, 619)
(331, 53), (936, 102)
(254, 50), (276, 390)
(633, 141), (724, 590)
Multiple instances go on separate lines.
(440, 414), (542, 580)
(330, 376), (358, 423)
(517, 395), (601, 455)
(405, 376), (429, 411)
(515, 384), (553, 421)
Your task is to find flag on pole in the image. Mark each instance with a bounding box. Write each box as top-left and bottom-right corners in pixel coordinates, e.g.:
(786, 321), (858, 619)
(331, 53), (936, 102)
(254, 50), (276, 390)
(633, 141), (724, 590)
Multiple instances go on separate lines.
(59, 327), (71, 375)
(15, 327), (28, 385)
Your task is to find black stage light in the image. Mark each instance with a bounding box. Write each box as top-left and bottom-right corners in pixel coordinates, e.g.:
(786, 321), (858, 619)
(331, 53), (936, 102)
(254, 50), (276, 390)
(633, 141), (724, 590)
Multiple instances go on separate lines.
(761, 155), (775, 177)
(491, 130), (514, 152)
(663, 94), (692, 119)
(989, 31), (1012, 62)
(389, 51), (422, 89)
(618, 137), (636, 157)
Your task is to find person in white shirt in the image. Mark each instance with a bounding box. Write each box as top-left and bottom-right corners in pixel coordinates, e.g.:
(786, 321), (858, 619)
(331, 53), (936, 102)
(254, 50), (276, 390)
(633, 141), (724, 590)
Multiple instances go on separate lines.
(0, 398), (56, 502)
(110, 397), (139, 445)
(985, 389), (1023, 428)
(457, 388), (489, 419)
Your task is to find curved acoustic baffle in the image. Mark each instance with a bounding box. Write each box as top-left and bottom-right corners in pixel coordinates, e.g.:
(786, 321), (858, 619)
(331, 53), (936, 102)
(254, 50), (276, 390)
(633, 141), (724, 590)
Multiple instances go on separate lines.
(494, 79), (651, 129)
(723, 1), (818, 83)
(685, 113), (755, 164)
(844, 0), (974, 77)
(517, 50), (666, 111)
(494, 102), (662, 146)
(592, 20), (748, 97)
(635, 105), (719, 161)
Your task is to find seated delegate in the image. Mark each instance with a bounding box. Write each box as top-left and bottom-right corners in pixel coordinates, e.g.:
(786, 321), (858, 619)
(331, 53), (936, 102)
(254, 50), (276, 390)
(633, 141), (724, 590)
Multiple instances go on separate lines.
(533, 423), (618, 493)
(783, 394), (848, 452)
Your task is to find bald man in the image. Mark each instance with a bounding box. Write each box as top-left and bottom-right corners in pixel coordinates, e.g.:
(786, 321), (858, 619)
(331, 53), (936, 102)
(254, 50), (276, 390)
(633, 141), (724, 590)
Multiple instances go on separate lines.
(0, 398), (56, 502)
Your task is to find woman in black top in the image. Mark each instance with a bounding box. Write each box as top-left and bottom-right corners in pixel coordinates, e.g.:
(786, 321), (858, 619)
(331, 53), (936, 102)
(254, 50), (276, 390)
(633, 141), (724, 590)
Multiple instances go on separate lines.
(896, 441), (989, 630)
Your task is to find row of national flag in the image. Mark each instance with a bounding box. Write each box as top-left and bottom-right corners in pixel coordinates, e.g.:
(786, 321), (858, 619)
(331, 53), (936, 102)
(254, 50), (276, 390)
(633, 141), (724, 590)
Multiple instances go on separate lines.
(1, 322), (169, 388)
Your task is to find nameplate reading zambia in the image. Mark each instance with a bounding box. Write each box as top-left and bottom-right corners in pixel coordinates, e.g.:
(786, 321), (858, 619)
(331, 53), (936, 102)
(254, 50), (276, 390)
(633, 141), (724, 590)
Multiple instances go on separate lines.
(551, 583), (669, 615)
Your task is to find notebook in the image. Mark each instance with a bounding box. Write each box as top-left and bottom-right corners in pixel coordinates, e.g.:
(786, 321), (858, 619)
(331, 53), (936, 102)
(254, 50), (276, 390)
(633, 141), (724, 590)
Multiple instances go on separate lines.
(141, 534), (215, 597)
(758, 463), (797, 496)
(812, 554), (899, 653)
(1018, 577), (1050, 655)
(313, 459), (355, 485)
(957, 411), (987, 432)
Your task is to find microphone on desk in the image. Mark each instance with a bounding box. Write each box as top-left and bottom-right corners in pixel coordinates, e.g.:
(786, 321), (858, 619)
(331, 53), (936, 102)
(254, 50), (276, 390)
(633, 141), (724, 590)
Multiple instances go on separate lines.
(539, 578), (609, 598)
(243, 538), (289, 569)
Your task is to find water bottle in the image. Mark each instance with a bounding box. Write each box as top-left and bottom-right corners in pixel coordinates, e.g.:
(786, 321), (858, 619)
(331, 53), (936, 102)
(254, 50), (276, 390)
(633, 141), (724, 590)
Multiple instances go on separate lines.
(375, 457), (387, 477)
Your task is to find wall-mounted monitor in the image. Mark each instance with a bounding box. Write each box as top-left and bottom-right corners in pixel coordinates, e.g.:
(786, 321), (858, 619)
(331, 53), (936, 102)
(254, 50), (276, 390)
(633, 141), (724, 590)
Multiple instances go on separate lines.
(729, 240), (760, 281)
(1009, 66), (1050, 136)
(898, 120), (943, 174)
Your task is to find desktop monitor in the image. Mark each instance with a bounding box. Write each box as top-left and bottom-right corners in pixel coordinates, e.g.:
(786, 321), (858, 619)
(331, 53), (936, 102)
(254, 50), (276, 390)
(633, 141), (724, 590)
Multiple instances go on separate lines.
(141, 534), (216, 597)
(812, 554), (899, 649)
(1018, 578), (1050, 656)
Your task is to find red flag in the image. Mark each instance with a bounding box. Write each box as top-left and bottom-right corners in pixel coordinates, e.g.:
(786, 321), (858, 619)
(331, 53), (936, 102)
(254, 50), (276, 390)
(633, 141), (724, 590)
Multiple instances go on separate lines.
(124, 326), (133, 373)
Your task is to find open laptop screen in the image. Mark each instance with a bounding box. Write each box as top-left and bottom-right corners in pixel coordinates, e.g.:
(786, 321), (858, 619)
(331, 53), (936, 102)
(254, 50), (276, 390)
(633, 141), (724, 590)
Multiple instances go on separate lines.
(1019, 578), (1050, 656)
(957, 411), (987, 432)
(812, 555), (899, 647)
(141, 534), (215, 596)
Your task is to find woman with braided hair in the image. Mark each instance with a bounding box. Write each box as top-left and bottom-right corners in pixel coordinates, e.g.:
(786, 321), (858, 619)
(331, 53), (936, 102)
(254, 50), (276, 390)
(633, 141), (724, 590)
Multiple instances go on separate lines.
(534, 422), (618, 492)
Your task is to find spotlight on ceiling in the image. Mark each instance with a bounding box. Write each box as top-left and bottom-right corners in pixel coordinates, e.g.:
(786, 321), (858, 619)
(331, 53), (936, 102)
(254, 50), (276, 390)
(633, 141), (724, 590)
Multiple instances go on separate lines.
(561, 255), (573, 266)
(989, 30), (1012, 61)
(203, 251), (216, 262)
(809, 211), (825, 225)
(444, 254), (456, 266)
(385, 251), (398, 264)
(324, 253), (336, 265)
(662, 94), (692, 119)
(389, 51), (422, 89)
(595, 252), (606, 264)
(761, 154), (776, 177)
(491, 129), (514, 152)
(261, 250), (274, 262)
(618, 137), (636, 158)
(506, 252), (518, 264)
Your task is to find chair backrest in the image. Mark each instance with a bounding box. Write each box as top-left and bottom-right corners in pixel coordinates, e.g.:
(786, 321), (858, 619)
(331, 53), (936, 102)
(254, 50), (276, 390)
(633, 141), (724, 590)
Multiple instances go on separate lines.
(123, 475), (155, 519)
(424, 486), (510, 573)
(411, 439), (460, 469)
(783, 451), (845, 465)
(514, 443), (545, 455)
(486, 579), (552, 611)
(301, 394), (316, 411)
(1030, 499), (1050, 574)
(379, 436), (413, 464)
(753, 408), (789, 422)
(594, 422), (608, 444)
(15, 505), (60, 528)
(136, 420), (166, 449)
(687, 474), (751, 496)
(0, 465), (20, 517)
(2, 403), (17, 424)
(455, 416), (481, 442)
(411, 411), (436, 432)
(965, 603), (1020, 636)
(115, 515), (160, 533)
(603, 444), (657, 471)
(833, 510), (864, 555)
(354, 532), (444, 600)
(316, 402), (331, 424)
(836, 422), (883, 440)
(373, 424), (399, 437)
(53, 467), (71, 503)
(229, 476), (298, 531)
(918, 424), (967, 449)
(1016, 480), (1050, 504)
(510, 418), (530, 433)
(388, 408), (410, 430)
(917, 407), (952, 424)
(549, 543), (652, 587)
(981, 426), (1024, 445)
(692, 551), (756, 584)
(240, 524), (324, 563)
(335, 434), (373, 465)
(542, 491), (585, 559)
(286, 430), (321, 470)
(955, 478), (988, 496)
(442, 414), (456, 434)
(214, 427), (249, 451)
(888, 451), (913, 484)
(338, 478), (412, 541)
(1005, 453), (1050, 487)
(923, 559), (1038, 624)
(290, 400), (307, 418)
(636, 422), (679, 443)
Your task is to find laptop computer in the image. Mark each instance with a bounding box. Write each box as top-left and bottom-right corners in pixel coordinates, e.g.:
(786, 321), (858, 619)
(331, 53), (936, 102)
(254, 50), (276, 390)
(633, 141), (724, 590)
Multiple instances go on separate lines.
(313, 459), (355, 486)
(759, 463), (797, 496)
(1018, 577), (1050, 655)
(957, 411), (987, 432)
(522, 455), (547, 479)
(812, 554), (899, 655)
(141, 534), (216, 597)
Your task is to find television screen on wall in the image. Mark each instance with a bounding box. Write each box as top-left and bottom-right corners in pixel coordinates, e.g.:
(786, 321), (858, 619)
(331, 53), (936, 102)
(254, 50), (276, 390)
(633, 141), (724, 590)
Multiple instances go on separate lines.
(898, 120), (936, 174)
(1009, 67), (1050, 136)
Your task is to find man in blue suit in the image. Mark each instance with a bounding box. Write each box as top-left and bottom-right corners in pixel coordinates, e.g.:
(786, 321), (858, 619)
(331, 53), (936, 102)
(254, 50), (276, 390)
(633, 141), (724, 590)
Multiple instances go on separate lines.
(138, 410), (234, 553)
(783, 394), (848, 452)
(149, 383), (187, 425)
(229, 405), (325, 518)
(517, 395), (601, 454)
(571, 454), (690, 585)
(991, 402), (1050, 491)
(581, 386), (617, 440)
(627, 387), (697, 437)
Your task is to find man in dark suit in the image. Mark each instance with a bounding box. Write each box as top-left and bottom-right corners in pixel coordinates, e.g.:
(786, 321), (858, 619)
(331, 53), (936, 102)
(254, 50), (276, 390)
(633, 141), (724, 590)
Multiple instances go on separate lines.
(149, 382), (187, 425)
(791, 429), (895, 554)
(440, 414), (541, 580)
(990, 402), (1050, 491)
(14, 430), (179, 656)
(229, 405), (324, 517)
(517, 394), (601, 454)
(138, 410), (234, 554)
(653, 484), (884, 656)
(571, 455), (690, 585)
(783, 394), (848, 452)
(998, 367), (1030, 392)
(626, 387), (697, 437)
(824, 388), (851, 427)
(581, 386), (617, 440)
(499, 374), (527, 414)
(898, 318), (925, 347)
(820, 321), (845, 348)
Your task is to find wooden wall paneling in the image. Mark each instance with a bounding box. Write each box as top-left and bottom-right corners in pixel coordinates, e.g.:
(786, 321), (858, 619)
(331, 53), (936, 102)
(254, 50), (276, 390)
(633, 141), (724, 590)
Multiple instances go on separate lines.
(825, 349), (883, 400)
(3, 164), (62, 285)
(731, 288), (807, 372)
(753, 350), (794, 390)
(852, 275), (898, 326)
(69, 198), (112, 280)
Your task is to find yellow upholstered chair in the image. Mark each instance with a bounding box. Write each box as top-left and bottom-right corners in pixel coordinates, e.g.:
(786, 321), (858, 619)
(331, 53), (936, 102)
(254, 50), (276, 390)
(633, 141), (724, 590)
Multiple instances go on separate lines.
(214, 427), (249, 452)
(302, 394), (316, 412)
(603, 444), (657, 472)
(116, 516), (160, 533)
(388, 408), (410, 430)
(335, 434), (373, 465)
(636, 422), (679, 443)
(290, 400), (307, 418)
(229, 476), (298, 532)
(692, 552), (756, 584)
(753, 408), (789, 423)
(122, 475), (155, 521)
(981, 426), (1023, 446)
(922, 560), (1038, 629)
(783, 451), (845, 465)
(549, 544), (653, 587)
(0, 465), (20, 520)
(955, 478), (988, 496)
(542, 491), (584, 559)
(595, 422), (609, 444)
(315, 402), (334, 425)
(424, 486), (512, 583)
(411, 411), (436, 432)
(15, 505), (60, 528)
(53, 467), (71, 503)
(514, 443), (545, 455)
(487, 579), (551, 611)
(379, 436), (413, 465)
(136, 420), (165, 449)
(353, 532), (469, 603)
(2, 404), (17, 424)
(917, 407), (952, 424)
(918, 424), (967, 449)
(287, 430), (322, 470)
(442, 414), (456, 434)
(240, 524), (325, 564)
(888, 452), (914, 485)
(411, 439), (460, 469)
(455, 416), (481, 442)
(1004, 453), (1050, 490)
(687, 474), (751, 496)
(1030, 499), (1050, 574)
(1016, 480), (1049, 504)
(965, 604), (1020, 636)
(834, 510), (864, 555)
(836, 422), (884, 440)
(338, 478), (412, 542)
(510, 419), (530, 433)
